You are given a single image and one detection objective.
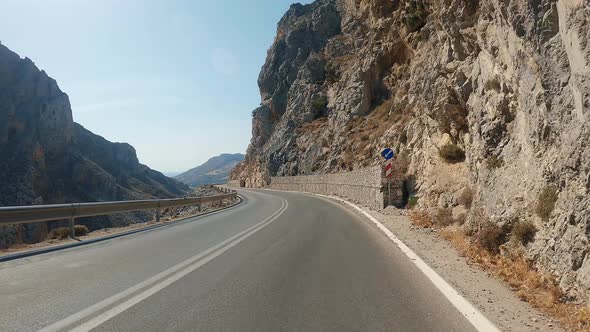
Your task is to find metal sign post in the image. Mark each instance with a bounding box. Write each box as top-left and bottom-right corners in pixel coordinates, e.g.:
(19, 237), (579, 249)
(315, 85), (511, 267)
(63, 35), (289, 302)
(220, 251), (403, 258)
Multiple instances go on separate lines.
(387, 178), (391, 207)
(382, 148), (395, 208)
(384, 161), (393, 207)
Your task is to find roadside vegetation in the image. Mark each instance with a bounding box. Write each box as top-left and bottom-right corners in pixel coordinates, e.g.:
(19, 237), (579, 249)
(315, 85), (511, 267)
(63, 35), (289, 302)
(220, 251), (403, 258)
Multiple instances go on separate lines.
(48, 225), (89, 239)
(409, 210), (433, 228)
(409, 208), (590, 331)
(486, 156), (504, 169)
(536, 185), (558, 220)
(439, 144), (465, 163)
(511, 220), (537, 245)
(433, 208), (454, 227)
(407, 196), (419, 209)
(457, 187), (473, 207)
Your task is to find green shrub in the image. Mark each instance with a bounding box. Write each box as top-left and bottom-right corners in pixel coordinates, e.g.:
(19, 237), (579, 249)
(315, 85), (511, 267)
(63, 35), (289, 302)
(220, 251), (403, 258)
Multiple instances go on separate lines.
(325, 62), (340, 83)
(0, 225), (19, 249)
(48, 225), (89, 240)
(536, 185), (558, 220)
(312, 96), (328, 112)
(74, 225), (89, 236)
(434, 208), (454, 227)
(439, 144), (465, 163)
(475, 222), (506, 253)
(48, 227), (70, 240)
(407, 196), (419, 209)
(486, 156), (504, 169)
(484, 79), (502, 91)
(511, 220), (537, 245)
(403, 1), (429, 32)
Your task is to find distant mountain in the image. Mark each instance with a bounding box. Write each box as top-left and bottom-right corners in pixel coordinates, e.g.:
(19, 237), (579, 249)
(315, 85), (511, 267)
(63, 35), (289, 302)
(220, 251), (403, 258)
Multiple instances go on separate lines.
(164, 171), (182, 178)
(176, 153), (244, 187)
(0, 42), (189, 246)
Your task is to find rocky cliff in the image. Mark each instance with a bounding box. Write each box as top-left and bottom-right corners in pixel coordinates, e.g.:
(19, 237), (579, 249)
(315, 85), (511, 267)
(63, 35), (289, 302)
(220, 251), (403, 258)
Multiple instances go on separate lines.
(233, 0), (590, 301)
(176, 153), (244, 187)
(0, 43), (189, 246)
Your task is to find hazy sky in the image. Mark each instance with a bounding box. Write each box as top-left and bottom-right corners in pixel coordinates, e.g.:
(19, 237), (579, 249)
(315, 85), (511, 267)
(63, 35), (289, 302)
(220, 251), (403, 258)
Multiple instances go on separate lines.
(0, 0), (312, 173)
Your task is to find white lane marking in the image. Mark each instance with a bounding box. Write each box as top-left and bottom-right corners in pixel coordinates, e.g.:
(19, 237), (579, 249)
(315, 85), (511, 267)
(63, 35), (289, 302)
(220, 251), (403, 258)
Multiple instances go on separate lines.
(305, 193), (500, 332)
(40, 198), (288, 332)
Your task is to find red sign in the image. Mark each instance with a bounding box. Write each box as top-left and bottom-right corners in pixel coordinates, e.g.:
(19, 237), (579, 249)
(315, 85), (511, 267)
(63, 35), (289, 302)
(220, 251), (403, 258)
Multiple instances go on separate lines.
(385, 162), (393, 178)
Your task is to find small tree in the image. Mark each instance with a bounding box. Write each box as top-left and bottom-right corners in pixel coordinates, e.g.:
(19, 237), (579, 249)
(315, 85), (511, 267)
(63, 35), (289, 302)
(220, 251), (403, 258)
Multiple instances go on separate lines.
(439, 144), (465, 163)
(312, 96), (328, 112)
(536, 185), (558, 220)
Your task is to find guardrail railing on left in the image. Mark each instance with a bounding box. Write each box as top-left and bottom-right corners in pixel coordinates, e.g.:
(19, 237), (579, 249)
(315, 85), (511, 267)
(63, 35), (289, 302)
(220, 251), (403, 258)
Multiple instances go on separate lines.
(0, 188), (238, 239)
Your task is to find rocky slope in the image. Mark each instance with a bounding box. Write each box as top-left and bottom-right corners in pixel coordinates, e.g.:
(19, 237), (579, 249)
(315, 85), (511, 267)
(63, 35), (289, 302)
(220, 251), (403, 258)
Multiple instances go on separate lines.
(0, 42), (189, 247)
(176, 153), (244, 187)
(232, 0), (590, 301)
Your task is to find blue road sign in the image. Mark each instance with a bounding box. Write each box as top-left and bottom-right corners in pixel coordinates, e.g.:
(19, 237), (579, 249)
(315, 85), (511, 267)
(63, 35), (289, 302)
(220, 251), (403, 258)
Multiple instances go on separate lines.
(381, 148), (394, 160)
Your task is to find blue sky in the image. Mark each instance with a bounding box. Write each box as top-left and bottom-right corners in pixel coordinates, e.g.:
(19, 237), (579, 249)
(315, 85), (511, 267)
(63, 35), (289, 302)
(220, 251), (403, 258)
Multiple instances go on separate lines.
(0, 0), (312, 173)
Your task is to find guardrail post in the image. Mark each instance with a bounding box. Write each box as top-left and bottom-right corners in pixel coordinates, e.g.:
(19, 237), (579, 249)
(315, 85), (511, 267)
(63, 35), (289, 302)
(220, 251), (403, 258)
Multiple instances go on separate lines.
(155, 201), (162, 223)
(69, 203), (78, 240)
(69, 216), (76, 239)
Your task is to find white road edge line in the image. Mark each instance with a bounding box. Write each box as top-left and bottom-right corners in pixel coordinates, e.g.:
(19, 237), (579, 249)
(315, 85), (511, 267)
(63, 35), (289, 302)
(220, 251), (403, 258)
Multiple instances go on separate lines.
(304, 192), (500, 332)
(40, 198), (288, 332)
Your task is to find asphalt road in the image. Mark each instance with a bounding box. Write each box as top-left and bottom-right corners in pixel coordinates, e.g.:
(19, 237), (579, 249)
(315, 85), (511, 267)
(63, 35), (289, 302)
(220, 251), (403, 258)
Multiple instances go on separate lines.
(0, 189), (478, 332)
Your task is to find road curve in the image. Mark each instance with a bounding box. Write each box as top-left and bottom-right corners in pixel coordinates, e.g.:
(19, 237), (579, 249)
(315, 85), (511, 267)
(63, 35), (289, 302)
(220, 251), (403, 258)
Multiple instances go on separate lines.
(0, 189), (477, 332)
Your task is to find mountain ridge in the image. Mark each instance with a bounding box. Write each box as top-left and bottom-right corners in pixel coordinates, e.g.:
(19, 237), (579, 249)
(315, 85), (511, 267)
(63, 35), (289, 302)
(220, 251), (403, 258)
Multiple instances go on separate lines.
(176, 153), (244, 187)
(0, 42), (189, 246)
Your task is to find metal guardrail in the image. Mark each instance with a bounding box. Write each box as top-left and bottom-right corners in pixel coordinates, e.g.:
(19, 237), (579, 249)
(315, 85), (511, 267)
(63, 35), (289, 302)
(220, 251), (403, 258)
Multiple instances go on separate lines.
(0, 186), (237, 238)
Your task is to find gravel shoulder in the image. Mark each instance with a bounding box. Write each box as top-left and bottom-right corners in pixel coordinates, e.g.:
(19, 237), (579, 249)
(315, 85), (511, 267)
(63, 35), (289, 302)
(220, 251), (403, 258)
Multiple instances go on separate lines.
(361, 208), (566, 332)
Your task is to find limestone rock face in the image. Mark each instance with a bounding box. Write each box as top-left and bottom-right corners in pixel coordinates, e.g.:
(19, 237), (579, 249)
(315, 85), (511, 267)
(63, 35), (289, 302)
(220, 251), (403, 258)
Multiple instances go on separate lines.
(233, 0), (590, 300)
(0, 43), (189, 245)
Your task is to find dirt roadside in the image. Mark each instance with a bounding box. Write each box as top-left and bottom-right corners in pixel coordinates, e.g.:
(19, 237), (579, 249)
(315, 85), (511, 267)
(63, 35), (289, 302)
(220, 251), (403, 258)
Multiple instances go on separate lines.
(360, 208), (566, 332)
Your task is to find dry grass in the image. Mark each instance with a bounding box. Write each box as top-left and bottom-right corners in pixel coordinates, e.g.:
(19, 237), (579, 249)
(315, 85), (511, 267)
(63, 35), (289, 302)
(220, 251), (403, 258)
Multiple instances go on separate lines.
(455, 213), (467, 225)
(457, 187), (473, 207)
(474, 222), (506, 254)
(408, 206), (590, 330)
(48, 225), (89, 240)
(409, 210), (433, 228)
(441, 228), (590, 332)
(299, 117), (329, 134)
(433, 208), (454, 227)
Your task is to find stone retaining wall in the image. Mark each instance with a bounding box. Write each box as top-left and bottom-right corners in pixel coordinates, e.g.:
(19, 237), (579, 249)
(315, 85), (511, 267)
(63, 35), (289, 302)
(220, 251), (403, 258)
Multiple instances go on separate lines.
(270, 166), (392, 210)
(227, 179), (240, 187)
